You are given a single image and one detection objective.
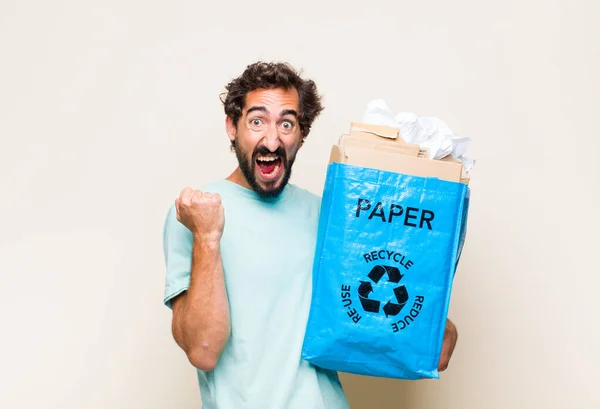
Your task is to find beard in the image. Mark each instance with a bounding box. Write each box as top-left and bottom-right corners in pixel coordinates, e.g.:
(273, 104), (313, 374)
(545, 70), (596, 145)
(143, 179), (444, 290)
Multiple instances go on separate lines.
(234, 142), (296, 198)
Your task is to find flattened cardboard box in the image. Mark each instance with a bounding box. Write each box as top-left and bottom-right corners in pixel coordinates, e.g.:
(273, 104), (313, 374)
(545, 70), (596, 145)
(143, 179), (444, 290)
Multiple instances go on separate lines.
(331, 122), (468, 184)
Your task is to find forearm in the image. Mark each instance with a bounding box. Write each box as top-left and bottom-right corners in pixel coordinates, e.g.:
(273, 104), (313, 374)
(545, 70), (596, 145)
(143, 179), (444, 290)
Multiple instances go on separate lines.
(173, 237), (230, 370)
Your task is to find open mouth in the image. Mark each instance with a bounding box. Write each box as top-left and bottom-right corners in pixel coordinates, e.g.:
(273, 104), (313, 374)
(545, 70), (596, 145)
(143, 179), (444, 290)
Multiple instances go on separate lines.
(255, 155), (283, 182)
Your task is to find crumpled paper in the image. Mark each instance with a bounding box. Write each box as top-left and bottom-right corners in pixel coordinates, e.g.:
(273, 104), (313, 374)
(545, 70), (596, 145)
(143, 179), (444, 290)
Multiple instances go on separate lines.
(361, 99), (475, 172)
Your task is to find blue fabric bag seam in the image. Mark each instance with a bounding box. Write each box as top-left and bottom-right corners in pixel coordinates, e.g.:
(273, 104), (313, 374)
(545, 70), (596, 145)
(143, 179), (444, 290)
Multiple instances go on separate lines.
(302, 163), (339, 360)
(430, 183), (468, 370)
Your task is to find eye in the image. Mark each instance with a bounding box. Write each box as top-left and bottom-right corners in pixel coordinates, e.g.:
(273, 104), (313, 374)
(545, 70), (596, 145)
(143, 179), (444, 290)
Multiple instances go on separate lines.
(282, 121), (293, 129)
(250, 118), (263, 126)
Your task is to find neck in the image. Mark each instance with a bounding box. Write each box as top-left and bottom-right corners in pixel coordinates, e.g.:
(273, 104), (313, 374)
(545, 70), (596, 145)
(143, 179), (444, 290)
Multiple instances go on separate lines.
(226, 167), (252, 190)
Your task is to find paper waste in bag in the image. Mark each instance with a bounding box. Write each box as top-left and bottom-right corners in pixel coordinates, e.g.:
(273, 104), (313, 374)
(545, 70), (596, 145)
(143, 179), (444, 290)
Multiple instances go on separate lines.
(361, 99), (475, 172)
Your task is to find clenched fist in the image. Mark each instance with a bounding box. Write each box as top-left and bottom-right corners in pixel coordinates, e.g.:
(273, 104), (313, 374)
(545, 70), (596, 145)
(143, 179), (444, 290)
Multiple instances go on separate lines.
(175, 187), (225, 243)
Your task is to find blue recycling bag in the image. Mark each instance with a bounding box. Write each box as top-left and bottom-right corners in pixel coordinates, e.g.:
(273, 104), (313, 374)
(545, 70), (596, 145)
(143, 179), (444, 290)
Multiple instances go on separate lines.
(302, 162), (470, 380)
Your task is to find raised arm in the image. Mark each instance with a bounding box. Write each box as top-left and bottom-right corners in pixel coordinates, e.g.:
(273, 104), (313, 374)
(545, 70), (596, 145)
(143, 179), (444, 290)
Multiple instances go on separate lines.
(170, 187), (231, 371)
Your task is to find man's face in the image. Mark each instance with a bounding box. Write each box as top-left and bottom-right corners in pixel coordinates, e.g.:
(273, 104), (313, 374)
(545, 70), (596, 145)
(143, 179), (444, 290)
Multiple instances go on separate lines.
(227, 87), (303, 197)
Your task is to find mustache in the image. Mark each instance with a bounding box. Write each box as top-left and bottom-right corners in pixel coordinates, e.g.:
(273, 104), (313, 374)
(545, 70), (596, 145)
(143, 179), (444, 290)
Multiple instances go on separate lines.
(253, 145), (287, 162)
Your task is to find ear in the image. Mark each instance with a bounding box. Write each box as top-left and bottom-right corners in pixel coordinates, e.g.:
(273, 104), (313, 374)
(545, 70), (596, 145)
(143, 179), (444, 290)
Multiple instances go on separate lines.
(225, 116), (237, 144)
(299, 134), (307, 147)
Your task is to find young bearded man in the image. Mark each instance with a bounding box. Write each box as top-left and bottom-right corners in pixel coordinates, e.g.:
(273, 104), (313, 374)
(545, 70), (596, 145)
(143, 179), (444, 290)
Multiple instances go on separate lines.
(162, 61), (458, 409)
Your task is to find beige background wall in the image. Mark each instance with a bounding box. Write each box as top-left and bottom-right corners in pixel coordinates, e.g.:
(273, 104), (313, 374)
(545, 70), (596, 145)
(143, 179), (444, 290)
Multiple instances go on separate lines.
(1, 0), (598, 408)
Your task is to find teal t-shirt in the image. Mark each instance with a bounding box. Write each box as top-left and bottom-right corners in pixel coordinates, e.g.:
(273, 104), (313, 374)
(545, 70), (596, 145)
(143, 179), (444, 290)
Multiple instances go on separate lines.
(162, 179), (350, 409)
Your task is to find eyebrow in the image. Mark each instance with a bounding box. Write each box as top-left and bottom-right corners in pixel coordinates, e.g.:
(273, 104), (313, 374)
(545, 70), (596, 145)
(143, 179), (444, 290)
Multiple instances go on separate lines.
(281, 109), (298, 118)
(246, 106), (267, 116)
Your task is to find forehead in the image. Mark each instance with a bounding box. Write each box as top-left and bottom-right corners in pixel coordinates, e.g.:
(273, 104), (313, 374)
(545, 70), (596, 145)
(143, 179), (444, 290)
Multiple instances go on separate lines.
(243, 87), (299, 114)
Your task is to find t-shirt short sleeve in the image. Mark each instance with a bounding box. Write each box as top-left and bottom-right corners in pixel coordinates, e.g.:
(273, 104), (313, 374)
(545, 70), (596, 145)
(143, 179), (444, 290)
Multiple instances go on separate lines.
(162, 204), (194, 309)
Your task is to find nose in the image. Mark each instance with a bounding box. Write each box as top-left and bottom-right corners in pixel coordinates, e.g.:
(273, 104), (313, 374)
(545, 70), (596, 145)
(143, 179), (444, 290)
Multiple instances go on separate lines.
(263, 125), (281, 152)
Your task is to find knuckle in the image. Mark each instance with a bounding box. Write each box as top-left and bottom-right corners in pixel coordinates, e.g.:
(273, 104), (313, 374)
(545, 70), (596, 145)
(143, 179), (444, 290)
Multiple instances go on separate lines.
(180, 186), (191, 197)
(191, 191), (203, 202)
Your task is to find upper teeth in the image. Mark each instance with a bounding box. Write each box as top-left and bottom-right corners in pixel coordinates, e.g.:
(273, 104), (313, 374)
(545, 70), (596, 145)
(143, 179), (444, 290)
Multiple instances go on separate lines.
(258, 156), (278, 162)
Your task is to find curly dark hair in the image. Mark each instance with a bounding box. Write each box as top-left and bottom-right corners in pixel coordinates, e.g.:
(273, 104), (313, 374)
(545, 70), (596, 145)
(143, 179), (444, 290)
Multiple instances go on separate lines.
(220, 61), (324, 142)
